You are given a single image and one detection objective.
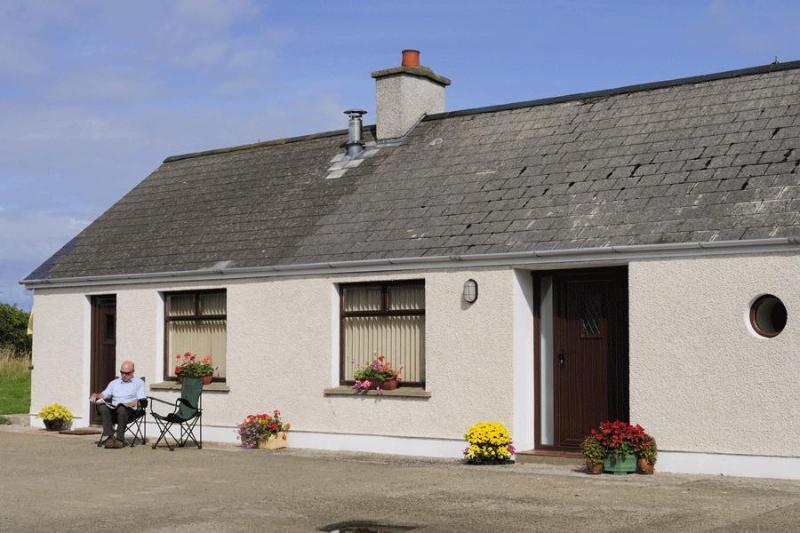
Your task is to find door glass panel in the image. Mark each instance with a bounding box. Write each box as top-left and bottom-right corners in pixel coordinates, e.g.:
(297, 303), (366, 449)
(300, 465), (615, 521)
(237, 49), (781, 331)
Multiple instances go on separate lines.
(581, 291), (602, 337)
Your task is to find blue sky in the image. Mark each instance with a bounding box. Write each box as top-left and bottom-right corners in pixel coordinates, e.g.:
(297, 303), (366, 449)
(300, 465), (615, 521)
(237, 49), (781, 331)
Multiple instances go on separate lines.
(2, 0), (799, 310)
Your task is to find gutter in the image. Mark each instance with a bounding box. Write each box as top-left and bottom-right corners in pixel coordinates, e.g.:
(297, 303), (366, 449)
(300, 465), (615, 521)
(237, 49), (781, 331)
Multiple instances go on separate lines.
(20, 238), (800, 290)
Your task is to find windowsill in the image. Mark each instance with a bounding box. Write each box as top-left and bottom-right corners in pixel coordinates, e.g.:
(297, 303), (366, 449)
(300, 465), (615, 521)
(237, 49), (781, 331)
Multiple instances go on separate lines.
(323, 386), (430, 398)
(150, 381), (230, 392)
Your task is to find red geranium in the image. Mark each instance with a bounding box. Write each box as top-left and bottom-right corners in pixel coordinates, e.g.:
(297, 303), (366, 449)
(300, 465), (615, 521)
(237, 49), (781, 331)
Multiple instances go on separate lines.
(590, 420), (654, 458)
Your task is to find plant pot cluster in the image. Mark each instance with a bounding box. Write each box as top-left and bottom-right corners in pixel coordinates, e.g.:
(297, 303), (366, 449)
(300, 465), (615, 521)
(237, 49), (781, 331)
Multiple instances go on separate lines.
(236, 409), (291, 449)
(582, 420), (657, 476)
(174, 352), (219, 385)
(352, 355), (402, 393)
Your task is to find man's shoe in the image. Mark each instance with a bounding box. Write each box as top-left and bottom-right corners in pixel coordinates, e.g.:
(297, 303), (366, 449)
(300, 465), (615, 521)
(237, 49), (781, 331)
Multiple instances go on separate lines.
(98, 435), (113, 448)
(105, 438), (126, 449)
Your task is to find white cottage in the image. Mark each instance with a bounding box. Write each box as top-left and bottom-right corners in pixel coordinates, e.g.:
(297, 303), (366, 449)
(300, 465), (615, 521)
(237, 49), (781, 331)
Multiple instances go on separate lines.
(23, 51), (800, 479)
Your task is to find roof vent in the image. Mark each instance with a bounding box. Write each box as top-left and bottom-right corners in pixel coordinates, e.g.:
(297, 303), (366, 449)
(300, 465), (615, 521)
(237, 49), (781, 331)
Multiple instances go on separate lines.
(344, 109), (367, 157)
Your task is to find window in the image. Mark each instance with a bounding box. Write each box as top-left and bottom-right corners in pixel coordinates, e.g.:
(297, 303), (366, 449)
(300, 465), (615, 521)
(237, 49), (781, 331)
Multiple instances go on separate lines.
(164, 290), (227, 380)
(750, 294), (787, 338)
(340, 281), (425, 386)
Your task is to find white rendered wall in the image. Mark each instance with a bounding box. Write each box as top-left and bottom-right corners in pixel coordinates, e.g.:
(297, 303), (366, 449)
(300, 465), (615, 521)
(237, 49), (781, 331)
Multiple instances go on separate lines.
(28, 292), (91, 424)
(629, 253), (800, 458)
(30, 268), (517, 449)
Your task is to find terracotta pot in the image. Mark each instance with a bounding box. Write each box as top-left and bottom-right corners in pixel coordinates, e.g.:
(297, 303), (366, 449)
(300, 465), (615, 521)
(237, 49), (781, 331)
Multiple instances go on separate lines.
(586, 460), (603, 475)
(257, 431), (288, 450)
(178, 375), (213, 385)
(380, 379), (399, 391)
(637, 457), (655, 475)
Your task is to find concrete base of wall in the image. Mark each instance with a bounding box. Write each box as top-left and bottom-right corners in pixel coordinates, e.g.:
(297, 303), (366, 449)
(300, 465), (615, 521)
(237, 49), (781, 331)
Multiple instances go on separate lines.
(658, 451), (800, 480)
(180, 423), (465, 458)
(53, 417), (800, 479)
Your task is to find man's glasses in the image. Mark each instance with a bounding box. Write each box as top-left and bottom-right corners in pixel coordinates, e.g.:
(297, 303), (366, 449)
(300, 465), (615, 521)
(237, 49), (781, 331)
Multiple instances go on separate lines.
(120, 371), (133, 375)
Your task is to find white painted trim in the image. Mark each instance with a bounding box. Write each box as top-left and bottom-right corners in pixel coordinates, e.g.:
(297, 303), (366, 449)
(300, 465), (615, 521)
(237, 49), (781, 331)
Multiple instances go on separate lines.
(659, 450), (800, 480)
(81, 295), (92, 423)
(154, 292), (165, 382)
(137, 423), (465, 458)
(330, 284), (340, 387)
(512, 270), (534, 451)
(21, 239), (800, 289)
(538, 275), (554, 446)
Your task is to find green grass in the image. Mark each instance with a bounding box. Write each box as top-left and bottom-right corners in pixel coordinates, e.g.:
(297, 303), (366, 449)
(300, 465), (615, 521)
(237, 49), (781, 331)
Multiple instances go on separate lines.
(0, 350), (31, 415)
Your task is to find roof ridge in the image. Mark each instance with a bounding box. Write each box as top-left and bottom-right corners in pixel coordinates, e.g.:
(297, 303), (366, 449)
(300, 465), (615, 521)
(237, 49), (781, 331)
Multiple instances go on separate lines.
(164, 59), (800, 164)
(424, 59), (800, 121)
(162, 125), (375, 164)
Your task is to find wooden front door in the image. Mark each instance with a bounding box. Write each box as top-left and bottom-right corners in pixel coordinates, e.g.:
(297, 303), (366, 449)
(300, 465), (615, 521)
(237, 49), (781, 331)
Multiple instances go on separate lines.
(552, 269), (628, 449)
(90, 295), (116, 425)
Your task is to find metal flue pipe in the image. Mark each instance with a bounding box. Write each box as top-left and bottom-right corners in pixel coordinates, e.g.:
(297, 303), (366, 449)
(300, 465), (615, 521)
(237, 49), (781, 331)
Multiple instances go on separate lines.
(344, 109), (367, 157)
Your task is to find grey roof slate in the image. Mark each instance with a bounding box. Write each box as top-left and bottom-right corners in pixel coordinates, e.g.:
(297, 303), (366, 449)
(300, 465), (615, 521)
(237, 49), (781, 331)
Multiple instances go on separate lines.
(27, 61), (800, 281)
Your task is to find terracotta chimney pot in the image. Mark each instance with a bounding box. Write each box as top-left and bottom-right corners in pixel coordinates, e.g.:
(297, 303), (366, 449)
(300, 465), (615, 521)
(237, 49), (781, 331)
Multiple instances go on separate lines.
(401, 49), (420, 67)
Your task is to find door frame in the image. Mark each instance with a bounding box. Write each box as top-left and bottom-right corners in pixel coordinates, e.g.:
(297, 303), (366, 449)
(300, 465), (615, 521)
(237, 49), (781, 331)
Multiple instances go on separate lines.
(533, 267), (629, 451)
(90, 295), (117, 425)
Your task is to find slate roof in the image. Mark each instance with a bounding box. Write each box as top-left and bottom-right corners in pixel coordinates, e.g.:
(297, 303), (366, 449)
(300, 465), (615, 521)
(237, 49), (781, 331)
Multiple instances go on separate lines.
(27, 61), (800, 282)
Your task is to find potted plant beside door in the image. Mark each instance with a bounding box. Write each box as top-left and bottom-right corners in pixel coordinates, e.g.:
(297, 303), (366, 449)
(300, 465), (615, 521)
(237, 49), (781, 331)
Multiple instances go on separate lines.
(589, 420), (655, 475)
(581, 435), (605, 475)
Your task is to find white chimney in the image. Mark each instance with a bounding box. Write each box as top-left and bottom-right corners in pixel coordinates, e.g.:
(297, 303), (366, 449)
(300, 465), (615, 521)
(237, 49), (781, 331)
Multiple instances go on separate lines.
(371, 49), (451, 141)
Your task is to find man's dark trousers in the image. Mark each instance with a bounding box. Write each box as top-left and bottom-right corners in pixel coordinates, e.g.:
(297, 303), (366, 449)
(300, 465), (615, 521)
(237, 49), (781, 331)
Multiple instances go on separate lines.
(98, 403), (131, 441)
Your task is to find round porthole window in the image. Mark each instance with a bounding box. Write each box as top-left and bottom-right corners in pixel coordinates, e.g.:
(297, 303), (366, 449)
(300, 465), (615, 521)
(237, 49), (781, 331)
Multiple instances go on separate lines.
(750, 295), (787, 338)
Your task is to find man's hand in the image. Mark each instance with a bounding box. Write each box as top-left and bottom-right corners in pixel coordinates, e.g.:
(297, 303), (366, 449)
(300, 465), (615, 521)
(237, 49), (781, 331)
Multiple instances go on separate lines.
(126, 400), (138, 409)
(90, 393), (102, 401)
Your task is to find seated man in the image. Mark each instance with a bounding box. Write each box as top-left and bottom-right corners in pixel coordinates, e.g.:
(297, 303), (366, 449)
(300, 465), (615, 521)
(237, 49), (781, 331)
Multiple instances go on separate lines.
(90, 360), (147, 449)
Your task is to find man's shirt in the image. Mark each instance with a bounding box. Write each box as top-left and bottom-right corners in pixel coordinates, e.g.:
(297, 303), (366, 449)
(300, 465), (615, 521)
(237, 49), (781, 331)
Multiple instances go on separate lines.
(101, 377), (147, 407)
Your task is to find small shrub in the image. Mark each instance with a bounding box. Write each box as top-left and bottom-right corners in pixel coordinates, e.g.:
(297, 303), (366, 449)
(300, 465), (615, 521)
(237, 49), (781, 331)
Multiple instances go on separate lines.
(463, 422), (515, 464)
(0, 304), (31, 355)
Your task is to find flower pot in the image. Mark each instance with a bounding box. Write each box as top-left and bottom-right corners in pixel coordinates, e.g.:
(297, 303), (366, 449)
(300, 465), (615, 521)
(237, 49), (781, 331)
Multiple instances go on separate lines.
(586, 461), (603, 475)
(380, 379), (399, 390)
(603, 453), (637, 475)
(178, 375), (213, 385)
(637, 457), (655, 475)
(257, 431), (288, 450)
(43, 419), (69, 432)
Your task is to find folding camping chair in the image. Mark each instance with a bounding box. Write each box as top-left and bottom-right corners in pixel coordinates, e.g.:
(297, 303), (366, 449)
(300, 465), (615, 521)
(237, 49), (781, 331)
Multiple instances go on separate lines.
(95, 377), (148, 447)
(149, 377), (203, 451)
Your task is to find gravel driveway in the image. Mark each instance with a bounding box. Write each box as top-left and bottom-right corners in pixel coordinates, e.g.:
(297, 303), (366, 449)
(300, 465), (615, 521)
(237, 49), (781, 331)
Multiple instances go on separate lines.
(2, 428), (799, 532)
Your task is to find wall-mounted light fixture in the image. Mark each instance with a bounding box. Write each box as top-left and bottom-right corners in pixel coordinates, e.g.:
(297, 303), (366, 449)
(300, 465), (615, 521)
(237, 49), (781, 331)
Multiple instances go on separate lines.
(463, 279), (478, 304)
